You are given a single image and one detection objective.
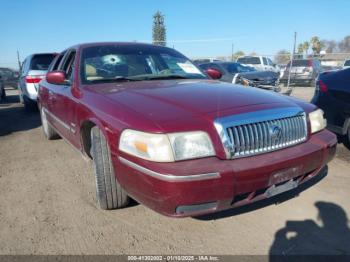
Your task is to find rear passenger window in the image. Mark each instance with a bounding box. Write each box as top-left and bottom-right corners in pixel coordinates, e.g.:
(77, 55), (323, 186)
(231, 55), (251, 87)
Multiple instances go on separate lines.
(50, 53), (65, 71)
(263, 57), (268, 65)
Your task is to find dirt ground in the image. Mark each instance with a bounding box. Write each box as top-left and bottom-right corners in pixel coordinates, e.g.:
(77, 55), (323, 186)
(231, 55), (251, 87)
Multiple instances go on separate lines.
(0, 87), (349, 255)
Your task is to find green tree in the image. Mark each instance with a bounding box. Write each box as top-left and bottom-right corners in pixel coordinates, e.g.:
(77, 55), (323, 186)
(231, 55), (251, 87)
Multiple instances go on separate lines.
(232, 50), (245, 61)
(310, 36), (323, 55)
(302, 41), (310, 56)
(297, 43), (304, 54)
(321, 40), (337, 53)
(338, 35), (350, 52)
(274, 50), (291, 64)
(152, 11), (166, 46)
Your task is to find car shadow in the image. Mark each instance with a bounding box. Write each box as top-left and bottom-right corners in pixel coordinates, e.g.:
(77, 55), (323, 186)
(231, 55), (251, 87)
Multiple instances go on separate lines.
(0, 91), (41, 136)
(269, 201), (350, 259)
(194, 167), (328, 221)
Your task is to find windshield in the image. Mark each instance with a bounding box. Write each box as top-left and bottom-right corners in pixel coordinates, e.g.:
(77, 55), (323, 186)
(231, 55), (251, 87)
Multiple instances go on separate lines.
(223, 63), (256, 74)
(237, 57), (260, 65)
(287, 60), (311, 67)
(80, 44), (206, 84)
(345, 60), (350, 66)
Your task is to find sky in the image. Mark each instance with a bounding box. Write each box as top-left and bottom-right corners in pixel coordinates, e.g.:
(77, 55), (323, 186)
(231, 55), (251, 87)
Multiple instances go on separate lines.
(1, 0), (350, 69)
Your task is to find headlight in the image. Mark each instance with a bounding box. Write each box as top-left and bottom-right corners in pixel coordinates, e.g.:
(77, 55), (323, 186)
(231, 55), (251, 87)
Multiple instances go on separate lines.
(168, 131), (215, 161)
(119, 130), (174, 162)
(119, 130), (215, 162)
(309, 109), (327, 134)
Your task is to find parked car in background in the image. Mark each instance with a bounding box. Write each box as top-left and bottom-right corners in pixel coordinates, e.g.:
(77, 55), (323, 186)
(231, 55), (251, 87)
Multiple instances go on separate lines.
(18, 53), (56, 110)
(0, 67), (19, 89)
(312, 68), (350, 148)
(278, 64), (287, 78)
(236, 56), (280, 74)
(343, 60), (350, 69)
(38, 42), (336, 217)
(322, 65), (341, 72)
(280, 59), (322, 86)
(198, 61), (280, 92)
(0, 75), (5, 101)
(193, 58), (223, 64)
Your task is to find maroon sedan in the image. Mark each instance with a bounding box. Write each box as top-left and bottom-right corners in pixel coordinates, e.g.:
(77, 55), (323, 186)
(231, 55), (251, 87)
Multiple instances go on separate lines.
(37, 42), (336, 217)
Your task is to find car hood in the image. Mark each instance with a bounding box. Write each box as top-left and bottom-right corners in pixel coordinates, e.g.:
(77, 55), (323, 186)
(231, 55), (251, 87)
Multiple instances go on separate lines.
(238, 71), (279, 80)
(87, 80), (302, 123)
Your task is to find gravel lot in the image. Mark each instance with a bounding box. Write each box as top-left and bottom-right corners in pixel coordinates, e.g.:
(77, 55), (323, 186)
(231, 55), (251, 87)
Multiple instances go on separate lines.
(0, 87), (349, 255)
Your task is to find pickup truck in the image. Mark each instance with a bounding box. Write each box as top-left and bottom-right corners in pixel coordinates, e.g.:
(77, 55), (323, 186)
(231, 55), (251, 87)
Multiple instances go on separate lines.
(237, 56), (280, 74)
(38, 42), (336, 217)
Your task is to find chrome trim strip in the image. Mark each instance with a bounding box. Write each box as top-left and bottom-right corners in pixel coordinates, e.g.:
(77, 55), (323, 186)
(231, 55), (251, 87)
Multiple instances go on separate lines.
(118, 157), (220, 182)
(43, 108), (75, 134)
(214, 107), (308, 159)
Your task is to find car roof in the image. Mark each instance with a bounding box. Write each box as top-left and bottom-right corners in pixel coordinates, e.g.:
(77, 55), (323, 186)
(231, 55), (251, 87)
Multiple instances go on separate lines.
(201, 61), (239, 65)
(24, 53), (57, 59)
(70, 42), (173, 51)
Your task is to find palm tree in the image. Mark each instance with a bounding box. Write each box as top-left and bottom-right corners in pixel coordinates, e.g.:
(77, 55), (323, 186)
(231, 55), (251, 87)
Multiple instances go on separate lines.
(310, 37), (322, 55)
(302, 41), (310, 56)
(297, 44), (304, 54)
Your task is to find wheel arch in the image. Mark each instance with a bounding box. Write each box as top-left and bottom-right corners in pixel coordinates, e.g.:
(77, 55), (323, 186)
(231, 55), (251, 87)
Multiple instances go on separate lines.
(80, 119), (98, 159)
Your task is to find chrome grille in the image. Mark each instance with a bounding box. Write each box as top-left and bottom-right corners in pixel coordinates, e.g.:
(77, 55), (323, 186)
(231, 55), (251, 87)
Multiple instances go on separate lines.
(214, 108), (308, 159)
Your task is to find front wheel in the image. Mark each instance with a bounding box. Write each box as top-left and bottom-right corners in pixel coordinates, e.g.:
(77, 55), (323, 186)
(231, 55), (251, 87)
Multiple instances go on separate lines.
(91, 126), (129, 210)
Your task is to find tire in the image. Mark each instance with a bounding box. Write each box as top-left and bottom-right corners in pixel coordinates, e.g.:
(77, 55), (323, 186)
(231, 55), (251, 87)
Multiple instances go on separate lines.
(344, 126), (350, 150)
(310, 79), (316, 87)
(23, 96), (36, 112)
(19, 89), (24, 104)
(40, 107), (59, 140)
(91, 126), (129, 210)
(0, 87), (5, 101)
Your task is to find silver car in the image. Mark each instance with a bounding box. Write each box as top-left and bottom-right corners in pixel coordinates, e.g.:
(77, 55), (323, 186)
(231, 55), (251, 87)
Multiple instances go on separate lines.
(18, 53), (56, 110)
(280, 59), (322, 86)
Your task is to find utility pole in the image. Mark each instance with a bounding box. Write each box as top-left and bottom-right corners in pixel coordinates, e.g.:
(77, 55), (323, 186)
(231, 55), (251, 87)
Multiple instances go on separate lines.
(17, 50), (22, 71)
(231, 43), (234, 61)
(286, 32), (297, 94)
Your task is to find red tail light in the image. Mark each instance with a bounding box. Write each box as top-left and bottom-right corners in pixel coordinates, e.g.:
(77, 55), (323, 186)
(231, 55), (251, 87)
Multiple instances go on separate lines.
(319, 80), (328, 93)
(25, 75), (45, 84)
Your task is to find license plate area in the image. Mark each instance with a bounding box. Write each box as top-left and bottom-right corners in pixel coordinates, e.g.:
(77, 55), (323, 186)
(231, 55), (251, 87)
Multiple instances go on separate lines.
(266, 166), (302, 198)
(266, 179), (298, 198)
(269, 166), (302, 185)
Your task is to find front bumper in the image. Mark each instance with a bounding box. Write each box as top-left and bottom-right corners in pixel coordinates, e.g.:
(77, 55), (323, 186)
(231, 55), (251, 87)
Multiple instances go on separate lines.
(114, 129), (337, 217)
(280, 75), (314, 85)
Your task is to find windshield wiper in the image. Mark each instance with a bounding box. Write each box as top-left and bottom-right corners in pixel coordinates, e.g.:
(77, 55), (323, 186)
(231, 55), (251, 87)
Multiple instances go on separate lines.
(141, 75), (191, 80)
(89, 76), (141, 83)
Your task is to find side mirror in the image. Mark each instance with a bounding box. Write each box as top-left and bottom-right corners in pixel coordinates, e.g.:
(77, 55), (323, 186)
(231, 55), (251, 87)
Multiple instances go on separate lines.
(46, 71), (66, 85)
(205, 68), (222, 79)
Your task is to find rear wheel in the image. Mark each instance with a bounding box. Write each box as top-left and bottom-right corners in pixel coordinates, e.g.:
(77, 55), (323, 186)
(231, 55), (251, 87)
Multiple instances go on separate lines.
(40, 107), (59, 140)
(91, 126), (129, 210)
(23, 96), (37, 112)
